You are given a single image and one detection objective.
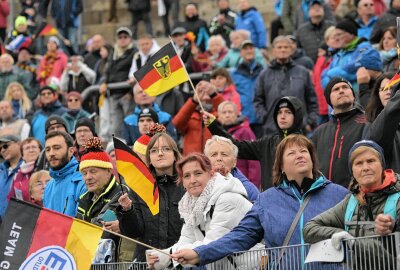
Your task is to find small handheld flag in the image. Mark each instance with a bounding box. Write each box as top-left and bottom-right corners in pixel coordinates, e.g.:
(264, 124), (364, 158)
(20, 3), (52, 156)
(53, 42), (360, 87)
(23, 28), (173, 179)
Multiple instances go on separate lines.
(134, 42), (190, 97)
(113, 137), (160, 215)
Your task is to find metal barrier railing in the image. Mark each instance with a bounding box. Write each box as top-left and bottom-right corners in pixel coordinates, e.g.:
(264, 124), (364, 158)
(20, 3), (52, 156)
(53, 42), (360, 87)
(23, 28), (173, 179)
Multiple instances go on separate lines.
(91, 233), (400, 270)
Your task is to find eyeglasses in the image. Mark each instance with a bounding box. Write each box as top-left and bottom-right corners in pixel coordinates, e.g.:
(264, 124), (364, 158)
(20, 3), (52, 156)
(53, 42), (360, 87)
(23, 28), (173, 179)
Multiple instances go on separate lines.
(40, 91), (53, 97)
(149, 146), (173, 155)
(68, 98), (79, 102)
(363, 3), (374, 6)
(23, 145), (39, 151)
(0, 143), (10, 151)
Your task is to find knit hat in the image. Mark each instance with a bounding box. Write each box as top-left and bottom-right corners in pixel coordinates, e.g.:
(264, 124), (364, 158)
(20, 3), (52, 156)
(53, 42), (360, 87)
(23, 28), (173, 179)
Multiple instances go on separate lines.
(15, 16), (27, 28)
(348, 140), (386, 172)
(355, 49), (383, 71)
(67, 91), (82, 102)
(74, 118), (97, 136)
(79, 137), (113, 172)
(45, 115), (68, 134)
(133, 134), (151, 155)
(324, 77), (355, 106)
(48, 36), (60, 48)
(138, 108), (159, 123)
(335, 19), (359, 36)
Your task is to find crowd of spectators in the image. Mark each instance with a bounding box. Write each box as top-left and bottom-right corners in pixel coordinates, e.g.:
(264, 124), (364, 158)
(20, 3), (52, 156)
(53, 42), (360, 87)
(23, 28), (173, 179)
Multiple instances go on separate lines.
(1, 0), (400, 267)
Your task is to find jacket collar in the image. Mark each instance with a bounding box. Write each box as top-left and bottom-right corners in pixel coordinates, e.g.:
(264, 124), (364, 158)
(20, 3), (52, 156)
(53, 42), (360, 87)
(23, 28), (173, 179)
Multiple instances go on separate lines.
(50, 156), (79, 180)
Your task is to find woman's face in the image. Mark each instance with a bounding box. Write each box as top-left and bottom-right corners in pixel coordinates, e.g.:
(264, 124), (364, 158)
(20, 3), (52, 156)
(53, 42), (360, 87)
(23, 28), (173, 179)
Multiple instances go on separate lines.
(30, 175), (51, 204)
(11, 85), (23, 100)
(100, 47), (109, 59)
(208, 40), (223, 55)
(182, 161), (212, 197)
(206, 141), (236, 176)
(327, 32), (342, 49)
(379, 78), (392, 107)
(22, 140), (41, 163)
(149, 137), (175, 173)
(47, 41), (58, 52)
(382, 31), (396, 51)
(281, 144), (313, 180)
(352, 150), (383, 189)
(210, 75), (228, 89)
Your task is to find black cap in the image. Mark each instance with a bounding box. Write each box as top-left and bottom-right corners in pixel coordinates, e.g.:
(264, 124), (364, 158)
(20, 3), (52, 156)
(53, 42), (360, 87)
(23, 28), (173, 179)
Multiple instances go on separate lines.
(336, 19), (359, 36)
(324, 77), (355, 106)
(138, 108), (159, 123)
(171, 27), (187, 36)
(74, 117), (97, 136)
(45, 115), (68, 134)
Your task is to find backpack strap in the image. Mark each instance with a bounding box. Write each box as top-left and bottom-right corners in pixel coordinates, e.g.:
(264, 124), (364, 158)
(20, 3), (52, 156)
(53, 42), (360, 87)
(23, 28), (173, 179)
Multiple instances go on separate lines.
(345, 195), (358, 232)
(383, 193), (400, 220)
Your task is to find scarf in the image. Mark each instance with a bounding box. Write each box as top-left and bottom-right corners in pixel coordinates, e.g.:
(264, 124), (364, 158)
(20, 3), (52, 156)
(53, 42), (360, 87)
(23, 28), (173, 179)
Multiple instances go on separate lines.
(113, 43), (134, 60)
(40, 51), (58, 81)
(178, 178), (215, 227)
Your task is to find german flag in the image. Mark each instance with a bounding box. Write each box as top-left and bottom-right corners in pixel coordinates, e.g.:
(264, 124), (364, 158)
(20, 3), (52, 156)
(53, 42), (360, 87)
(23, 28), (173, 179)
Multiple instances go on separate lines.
(38, 23), (58, 36)
(134, 42), (189, 96)
(113, 137), (159, 215)
(0, 199), (102, 270)
(385, 73), (400, 90)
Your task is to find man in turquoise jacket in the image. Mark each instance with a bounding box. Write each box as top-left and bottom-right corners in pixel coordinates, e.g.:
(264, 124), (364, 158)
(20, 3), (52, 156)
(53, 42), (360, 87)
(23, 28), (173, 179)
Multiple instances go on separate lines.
(43, 131), (86, 217)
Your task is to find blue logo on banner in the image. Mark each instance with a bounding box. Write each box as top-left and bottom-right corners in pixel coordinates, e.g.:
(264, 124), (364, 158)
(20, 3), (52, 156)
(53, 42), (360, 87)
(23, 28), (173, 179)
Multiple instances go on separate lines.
(19, 246), (76, 270)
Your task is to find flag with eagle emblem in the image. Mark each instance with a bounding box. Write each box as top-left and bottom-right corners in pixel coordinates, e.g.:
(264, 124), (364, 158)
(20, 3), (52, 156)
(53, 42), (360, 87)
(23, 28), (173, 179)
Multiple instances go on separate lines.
(133, 42), (190, 96)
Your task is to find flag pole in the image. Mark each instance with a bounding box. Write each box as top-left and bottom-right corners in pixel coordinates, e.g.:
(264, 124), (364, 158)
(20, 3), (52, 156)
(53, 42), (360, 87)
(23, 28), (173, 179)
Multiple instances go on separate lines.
(168, 38), (205, 112)
(111, 135), (125, 195)
(103, 228), (171, 257)
(397, 17), (400, 64)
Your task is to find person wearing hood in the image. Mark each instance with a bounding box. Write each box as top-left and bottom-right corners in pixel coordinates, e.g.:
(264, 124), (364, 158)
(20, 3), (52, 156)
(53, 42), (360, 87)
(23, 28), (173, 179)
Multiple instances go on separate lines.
(370, 0), (400, 43)
(203, 96), (305, 190)
(31, 85), (68, 145)
(146, 152), (258, 270)
(254, 35), (318, 136)
(312, 77), (369, 188)
(235, 0), (267, 50)
(321, 19), (382, 92)
(170, 135), (348, 268)
(303, 140), (399, 269)
(128, 34), (160, 83)
(60, 55), (96, 94)
(287, 35), (314, 71)
(212, 101), (260, 187)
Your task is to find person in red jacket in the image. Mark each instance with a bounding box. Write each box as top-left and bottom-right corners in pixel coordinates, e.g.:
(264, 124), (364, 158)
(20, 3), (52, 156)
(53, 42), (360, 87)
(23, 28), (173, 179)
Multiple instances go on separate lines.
(0, 0), (10, 43)
(173, 80), (224, 155)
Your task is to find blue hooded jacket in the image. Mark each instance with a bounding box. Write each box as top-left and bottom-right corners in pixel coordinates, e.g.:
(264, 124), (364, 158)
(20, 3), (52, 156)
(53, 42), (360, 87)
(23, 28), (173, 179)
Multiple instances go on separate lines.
(194, 176), (348, 265)
(0, 159), (23, 218)
(235, 7), (267, 48)
(43, 156), (86, 217)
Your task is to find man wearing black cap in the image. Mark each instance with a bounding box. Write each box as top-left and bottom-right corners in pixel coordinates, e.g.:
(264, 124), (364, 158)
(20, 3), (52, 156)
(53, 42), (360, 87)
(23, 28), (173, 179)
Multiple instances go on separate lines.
(99, 26), (137, 139)
(321, 19), (381, 91)
(123, 84), (177, 145)
(0, 134), (22, 219)
(312, 77), (368, 188)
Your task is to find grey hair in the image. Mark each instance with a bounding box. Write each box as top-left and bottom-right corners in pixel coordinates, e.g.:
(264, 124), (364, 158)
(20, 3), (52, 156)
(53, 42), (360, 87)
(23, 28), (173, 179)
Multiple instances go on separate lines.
(204, 135), (239, 158)
(208, 35), (227, 50)
(230, 29), (250, 40)
(272, 35), (292, 47)
(217, 101), (238, 115)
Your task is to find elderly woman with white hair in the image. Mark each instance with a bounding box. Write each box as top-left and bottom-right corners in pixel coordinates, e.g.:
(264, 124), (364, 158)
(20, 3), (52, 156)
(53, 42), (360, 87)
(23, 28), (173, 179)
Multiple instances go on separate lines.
(204, 135), (259, 202)
(191, 35), (228, 72)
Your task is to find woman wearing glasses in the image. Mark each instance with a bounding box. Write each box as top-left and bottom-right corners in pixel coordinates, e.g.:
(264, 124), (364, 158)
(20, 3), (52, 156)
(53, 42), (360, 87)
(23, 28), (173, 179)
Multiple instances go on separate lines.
(365, 72), (400, 173)
(117, 131), (185, 262)
(7, 137), (42, 202)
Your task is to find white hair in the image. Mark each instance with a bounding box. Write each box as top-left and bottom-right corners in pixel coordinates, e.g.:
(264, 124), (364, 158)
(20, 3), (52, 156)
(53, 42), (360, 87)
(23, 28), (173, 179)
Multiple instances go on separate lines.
(204, 135), (239, 158)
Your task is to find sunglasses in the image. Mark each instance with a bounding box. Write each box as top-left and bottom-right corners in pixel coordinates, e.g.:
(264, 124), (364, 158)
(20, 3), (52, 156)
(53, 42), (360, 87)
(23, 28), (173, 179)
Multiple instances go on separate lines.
(68, 98), (79, 102)
(40, 91), (53, 97)
(0, 143), (10, 151)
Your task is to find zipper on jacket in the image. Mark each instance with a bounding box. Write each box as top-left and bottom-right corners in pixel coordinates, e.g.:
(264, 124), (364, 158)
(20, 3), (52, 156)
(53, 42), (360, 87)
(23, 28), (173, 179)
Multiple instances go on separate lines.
(328, 118), (341, 180)
(338, 136), (344, 158)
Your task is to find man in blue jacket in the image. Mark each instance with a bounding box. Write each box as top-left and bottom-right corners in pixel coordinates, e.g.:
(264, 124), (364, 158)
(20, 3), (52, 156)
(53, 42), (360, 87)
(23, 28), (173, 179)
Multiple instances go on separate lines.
(0, 135), (22, 219)
(43, 131), (86, 217)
